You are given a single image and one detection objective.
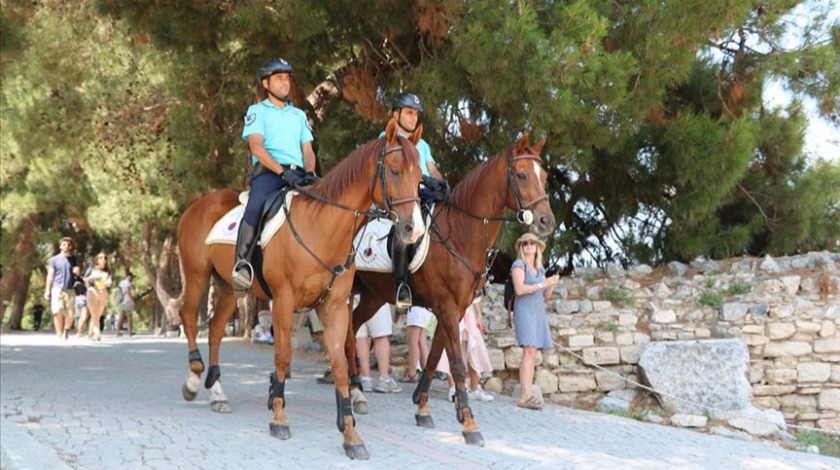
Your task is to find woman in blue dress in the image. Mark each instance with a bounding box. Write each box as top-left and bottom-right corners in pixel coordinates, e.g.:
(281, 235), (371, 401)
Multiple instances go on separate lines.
(510, 233), (559, 410)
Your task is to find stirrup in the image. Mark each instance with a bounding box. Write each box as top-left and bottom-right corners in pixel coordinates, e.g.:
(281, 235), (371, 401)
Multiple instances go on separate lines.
(395, 283), (412, 311)
(231, 262), (254, 296)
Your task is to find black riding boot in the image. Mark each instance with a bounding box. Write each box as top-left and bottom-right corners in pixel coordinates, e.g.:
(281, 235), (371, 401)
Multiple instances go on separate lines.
(231, 221), (258, 297)
(392, 241), (412, 312)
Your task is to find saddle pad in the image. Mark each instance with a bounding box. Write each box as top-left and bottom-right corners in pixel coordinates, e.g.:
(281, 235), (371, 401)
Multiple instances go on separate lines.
(354, 213), (431, 274)
(205, 190), (299, 247)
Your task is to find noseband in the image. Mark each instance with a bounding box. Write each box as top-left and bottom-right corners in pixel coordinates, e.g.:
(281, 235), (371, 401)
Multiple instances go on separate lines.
(507, 150), (548, 225)
(373, 138), (421, 223)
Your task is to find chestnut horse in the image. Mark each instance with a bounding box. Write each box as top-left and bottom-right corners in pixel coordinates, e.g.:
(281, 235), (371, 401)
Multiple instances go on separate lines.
(176, 120), (423, 460)
(348, 134), (555, 446)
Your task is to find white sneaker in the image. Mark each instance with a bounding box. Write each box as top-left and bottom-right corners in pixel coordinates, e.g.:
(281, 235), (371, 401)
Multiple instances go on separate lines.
(360, 376), (373, 391)
(468, 388), (494, 402)
(373, 376), (402, 393)
(448, 386), (456, 402)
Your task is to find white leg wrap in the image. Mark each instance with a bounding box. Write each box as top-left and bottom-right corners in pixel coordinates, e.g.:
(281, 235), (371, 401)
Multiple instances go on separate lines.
(209, 380), (228, 403)
(186, 371), (201, 394)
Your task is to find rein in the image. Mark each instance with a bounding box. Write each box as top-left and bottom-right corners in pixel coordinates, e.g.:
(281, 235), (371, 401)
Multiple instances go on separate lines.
(426, 149), (546, 296)
(281, 138), (414, 310)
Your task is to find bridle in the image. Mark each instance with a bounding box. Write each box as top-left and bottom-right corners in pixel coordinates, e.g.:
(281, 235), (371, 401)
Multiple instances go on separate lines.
(428, 148), (550, 296)
(280, 136), (420, 309)
(372, 137), (421, 224)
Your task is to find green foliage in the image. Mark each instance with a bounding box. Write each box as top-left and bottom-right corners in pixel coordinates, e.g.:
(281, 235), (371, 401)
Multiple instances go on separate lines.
(725, 281), (750, 295)
(699, 290), (723, 308)
(795, 430), (840, 457)
(599, 287), (633, 307)
(2, 0), (838, 295)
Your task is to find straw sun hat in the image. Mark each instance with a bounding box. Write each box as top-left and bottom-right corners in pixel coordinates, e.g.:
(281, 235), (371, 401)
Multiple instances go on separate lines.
(514, 232), (546, 251)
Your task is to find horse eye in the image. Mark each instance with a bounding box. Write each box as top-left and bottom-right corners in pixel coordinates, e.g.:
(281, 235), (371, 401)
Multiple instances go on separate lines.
(517, 172), (526, 180)
(390, 167), (399, 176)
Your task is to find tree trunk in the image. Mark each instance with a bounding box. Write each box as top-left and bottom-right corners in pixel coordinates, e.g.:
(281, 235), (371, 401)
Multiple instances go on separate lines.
(1, 216), (38, 326)
(7, 270), (32, 330)
(140, 222), (183, 335)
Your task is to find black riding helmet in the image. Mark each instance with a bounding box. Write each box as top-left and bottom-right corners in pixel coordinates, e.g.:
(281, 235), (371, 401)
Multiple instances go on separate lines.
(258, 58), (293, 81)
(391, 92), (424, 113)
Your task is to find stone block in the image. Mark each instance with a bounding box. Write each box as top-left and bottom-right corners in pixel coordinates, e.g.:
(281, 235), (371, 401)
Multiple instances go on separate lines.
(721, 303), (748, 322)
(817, 417), (840, 431)
(819, 389), (840, 411)
(743, 335), (769, 346)
(766, 368), (797, 384)
(820, 321), (836, 337)
(767, 323), (796, 340)
(619, 345), (642, 364)
(489, 336), (517, 348)
(796, 321), (822, 334)
(615, 332), (633, 345)
(651, 309), (677, 323)
(798, 362), (831, 382)
(557, 374), (597, 392)
(752, 385), (797, 396)
(535, 368), (558, 394)
(555, 300), (580, 314)
(594, 370), (626, 391)
(592, 301), (613, 311)
(779, 276), (801, 295)
(763, 341), (812, 357)
(618, 313), (637, 326)
(667, 261), (688, 277)
(568, 334), (594, 348)
(488, 348), (506, 371)
(815, 338), (840, 353)
(582, 347), (620, 365)
(671, 414), (708, 428)
(504, 346), (523, 368)
(639, 339), (750, 414)
(742, 325), (763, 334)
(770, 305), (794, 319)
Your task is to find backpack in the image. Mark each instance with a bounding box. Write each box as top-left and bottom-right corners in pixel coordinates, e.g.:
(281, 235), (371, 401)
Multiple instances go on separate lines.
(503, 276), (515, 328)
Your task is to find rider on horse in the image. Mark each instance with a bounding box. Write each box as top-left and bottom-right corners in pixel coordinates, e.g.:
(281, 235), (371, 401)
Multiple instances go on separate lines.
(385, 92), (448, 311)
(231, 58), (318, 295)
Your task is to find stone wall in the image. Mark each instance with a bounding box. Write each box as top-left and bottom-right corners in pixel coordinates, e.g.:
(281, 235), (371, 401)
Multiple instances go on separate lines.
(475, 251), (840, 432)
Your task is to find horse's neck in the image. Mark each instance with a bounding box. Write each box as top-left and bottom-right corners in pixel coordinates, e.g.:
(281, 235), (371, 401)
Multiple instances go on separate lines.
(443, 164), (508, 258)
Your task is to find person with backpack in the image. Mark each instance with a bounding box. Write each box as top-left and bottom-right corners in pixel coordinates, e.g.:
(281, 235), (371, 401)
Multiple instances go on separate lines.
(509, 233), (559, 411)
(115, 272), (135, 337)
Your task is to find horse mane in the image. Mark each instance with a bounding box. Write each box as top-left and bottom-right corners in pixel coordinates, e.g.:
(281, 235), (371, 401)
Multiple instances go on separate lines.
(448, 146), (511, 208)
(309, 138), (382, 201)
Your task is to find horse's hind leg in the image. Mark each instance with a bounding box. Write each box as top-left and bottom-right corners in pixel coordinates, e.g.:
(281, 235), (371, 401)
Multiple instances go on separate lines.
(347, 289), (384, 414)
(204, 282), (238, 413)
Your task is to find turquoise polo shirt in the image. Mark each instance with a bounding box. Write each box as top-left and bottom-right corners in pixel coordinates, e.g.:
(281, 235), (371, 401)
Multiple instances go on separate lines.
(242, 100), (313, 167)
(378, 131), (435, 177)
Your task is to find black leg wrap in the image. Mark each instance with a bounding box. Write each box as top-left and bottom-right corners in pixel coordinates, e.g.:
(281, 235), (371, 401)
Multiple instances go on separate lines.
(412, 374), (433, 405)
(455, 390), (470, 424)
(350, 374), (362, 391)
(204, 365), (221, 389)
(267, 372), (285, 411)
(188, 349), (204, 371)
(335, 389), (355, 432)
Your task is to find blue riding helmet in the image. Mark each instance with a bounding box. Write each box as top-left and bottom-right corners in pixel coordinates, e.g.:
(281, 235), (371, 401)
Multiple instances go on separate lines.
(392, 92), (423, 113)
(258, 58), (294, 80)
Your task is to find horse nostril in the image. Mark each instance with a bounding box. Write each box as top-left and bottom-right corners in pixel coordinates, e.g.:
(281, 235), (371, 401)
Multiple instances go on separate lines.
(403, 223), (414, 234)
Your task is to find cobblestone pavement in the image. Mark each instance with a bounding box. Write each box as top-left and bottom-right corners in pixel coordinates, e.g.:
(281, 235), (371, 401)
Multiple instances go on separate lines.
(1, 332), (837, 470)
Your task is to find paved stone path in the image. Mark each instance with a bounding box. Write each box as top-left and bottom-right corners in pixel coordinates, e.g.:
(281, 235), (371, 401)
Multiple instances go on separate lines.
(1, 332), (837, 469)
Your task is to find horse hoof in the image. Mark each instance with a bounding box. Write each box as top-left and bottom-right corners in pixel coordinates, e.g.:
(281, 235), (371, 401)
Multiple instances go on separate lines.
(343, 443), (369, 460)
(270, 423), (291, 440)
(353, 401), (369, 415)
(415, 414), (435, 428)
(181, 383), (198, 402)
(211, 400), (231, 413)
(463, 430), (485, 447)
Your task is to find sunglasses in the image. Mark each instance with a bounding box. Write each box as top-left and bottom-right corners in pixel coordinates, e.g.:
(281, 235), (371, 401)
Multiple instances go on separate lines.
(522, 241), (539, 246)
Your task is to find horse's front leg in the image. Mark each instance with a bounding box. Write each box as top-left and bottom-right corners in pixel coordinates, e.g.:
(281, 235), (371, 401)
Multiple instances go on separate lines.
(319, 296), (368, 460)
(345, 316), (368, 414)
(204, 288), (238, 413)
(268, 299), (294, 440)
(440, 316), (484, 446)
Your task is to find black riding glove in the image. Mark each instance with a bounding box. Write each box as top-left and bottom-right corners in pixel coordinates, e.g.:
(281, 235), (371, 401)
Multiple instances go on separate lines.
(281, 169), (303, 186)
(299, 171), (319, 186)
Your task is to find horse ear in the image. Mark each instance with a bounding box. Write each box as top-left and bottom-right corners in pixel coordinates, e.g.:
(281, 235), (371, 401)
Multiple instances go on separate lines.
(516, 132), (530, 154)
(385, 118), (398, 143)
(531, 138), (545, 155)
(408, 124), (423, 145)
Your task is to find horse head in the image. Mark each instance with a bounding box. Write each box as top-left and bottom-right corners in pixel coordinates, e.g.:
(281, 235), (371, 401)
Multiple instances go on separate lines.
(377, 118), (424, 244)
(507, 133), (555, 237)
